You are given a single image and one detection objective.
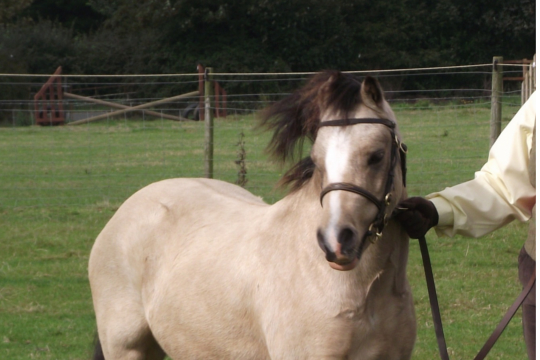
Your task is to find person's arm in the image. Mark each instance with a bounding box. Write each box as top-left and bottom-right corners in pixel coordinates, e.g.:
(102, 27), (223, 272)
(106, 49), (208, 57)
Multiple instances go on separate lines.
(427, 93), (536, 238)
(396, 92), (536, 239)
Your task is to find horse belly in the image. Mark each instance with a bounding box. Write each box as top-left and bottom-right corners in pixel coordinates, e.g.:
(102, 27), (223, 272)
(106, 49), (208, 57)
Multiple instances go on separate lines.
(147, 304), (270, 359)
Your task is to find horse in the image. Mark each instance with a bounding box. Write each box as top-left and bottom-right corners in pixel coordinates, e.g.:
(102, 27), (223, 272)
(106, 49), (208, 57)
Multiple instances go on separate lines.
(89, 70), (416, 360)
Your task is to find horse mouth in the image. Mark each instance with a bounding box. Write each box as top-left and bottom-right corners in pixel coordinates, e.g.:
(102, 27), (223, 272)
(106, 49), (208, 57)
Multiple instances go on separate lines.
(317, 228), (366, 271)
(328, 234), (369, 271)
(329, 257), (359, 271)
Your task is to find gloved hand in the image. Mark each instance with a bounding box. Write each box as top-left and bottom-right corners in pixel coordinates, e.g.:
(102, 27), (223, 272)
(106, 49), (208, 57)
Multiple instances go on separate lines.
(394, 197), (439, 239)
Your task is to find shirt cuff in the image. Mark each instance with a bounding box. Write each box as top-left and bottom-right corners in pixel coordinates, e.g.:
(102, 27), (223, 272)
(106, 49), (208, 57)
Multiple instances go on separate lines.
(428, 196), (455, 228)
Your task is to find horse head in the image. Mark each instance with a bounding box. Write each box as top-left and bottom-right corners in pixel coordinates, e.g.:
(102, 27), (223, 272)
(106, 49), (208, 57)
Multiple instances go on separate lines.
(260, 71), (407, 271)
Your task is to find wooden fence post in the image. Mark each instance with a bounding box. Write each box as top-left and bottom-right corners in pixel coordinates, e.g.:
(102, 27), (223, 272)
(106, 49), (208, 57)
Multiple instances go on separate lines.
(521, 54), (536, 104)
(533, 54), (536, 95)
(204, 67), (214, 178)
(522, 59), (529, 105)
(490, 56), (503, 148)
(197, 64), (205, 121)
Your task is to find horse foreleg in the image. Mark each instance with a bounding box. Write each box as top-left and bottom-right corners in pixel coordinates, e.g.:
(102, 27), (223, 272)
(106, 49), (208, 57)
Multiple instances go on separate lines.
(95, 326), (165, 360)
(92, 333), (105, 360)
(94, 297), (166, 360)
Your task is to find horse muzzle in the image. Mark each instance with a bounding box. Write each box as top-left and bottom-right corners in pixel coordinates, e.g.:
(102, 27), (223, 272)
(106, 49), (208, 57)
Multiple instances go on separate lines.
(317, 226), (363, 271)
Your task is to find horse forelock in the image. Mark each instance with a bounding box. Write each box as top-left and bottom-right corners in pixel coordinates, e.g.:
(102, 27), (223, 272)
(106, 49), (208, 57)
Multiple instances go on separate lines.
(316, 71), (362, 121)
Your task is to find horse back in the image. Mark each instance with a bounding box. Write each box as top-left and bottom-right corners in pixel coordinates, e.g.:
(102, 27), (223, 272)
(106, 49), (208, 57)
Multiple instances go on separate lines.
(90, 177), (268, 284)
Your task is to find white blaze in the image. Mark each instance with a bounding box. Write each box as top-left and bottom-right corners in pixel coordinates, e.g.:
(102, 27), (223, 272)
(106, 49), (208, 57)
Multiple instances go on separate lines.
(324, 129), (351, 250)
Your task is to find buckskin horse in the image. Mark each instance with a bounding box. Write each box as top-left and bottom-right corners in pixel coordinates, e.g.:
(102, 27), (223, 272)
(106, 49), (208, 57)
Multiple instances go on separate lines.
(89, 71), (416, 359)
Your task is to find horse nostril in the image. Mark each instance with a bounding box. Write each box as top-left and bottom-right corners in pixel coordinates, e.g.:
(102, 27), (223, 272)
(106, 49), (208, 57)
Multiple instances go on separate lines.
(338, 227), (357, 256)
(317, 229), (336, 262)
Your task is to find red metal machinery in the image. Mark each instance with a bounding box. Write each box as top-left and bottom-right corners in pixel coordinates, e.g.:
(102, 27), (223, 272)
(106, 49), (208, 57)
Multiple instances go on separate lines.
(34, 66), (65, 125)
(214, 80), (227, 119)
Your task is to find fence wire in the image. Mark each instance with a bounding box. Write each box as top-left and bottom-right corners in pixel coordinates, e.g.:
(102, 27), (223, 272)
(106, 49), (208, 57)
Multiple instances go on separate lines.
(0, 64), (526, 208)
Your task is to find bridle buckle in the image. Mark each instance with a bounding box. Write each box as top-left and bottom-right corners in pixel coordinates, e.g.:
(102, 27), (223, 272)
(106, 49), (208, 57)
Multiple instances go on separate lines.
(368, 223), (383, 244)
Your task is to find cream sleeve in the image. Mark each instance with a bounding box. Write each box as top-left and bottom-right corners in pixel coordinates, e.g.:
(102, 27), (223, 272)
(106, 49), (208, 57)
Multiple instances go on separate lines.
(426, 92), (536, 238)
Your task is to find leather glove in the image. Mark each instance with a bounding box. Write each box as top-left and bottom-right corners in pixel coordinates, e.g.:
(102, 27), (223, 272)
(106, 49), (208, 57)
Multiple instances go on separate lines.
(394, 197), (439, 239)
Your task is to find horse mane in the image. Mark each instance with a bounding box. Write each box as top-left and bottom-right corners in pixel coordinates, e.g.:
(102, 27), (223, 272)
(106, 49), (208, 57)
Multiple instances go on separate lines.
(259, 70), (364, 191)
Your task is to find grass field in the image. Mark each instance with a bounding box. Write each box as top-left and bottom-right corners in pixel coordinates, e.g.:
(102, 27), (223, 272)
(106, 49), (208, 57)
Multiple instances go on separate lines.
(0, 98), (530, 359)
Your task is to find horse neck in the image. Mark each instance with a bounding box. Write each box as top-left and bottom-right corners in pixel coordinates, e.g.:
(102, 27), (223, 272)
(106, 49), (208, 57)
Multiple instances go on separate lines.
(270, 173), (322, 234)
(270, 173), (401, 290)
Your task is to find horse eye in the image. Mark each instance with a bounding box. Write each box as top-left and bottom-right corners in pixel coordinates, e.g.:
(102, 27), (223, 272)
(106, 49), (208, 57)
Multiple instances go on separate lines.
(368, 150), (384, 165)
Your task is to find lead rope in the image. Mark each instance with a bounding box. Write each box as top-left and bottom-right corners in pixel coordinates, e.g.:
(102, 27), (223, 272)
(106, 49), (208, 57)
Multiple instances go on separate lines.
(419, 235), (536, 360)
(418, 235), (450, 360)
(473, 267), (535, 360)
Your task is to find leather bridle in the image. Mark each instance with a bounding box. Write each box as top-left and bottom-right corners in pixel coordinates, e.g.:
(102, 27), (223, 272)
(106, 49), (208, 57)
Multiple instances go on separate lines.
(318, 117), (407, 243)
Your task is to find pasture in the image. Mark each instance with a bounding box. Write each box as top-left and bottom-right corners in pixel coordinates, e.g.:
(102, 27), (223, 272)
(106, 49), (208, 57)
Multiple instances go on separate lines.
(0, 97), (528, 359)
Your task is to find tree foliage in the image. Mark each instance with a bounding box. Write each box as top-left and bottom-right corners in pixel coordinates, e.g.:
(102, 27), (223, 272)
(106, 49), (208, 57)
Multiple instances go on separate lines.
(0, 0), (33, 25)
(0, 0), (535, 77)
(19, 0), (105, 33)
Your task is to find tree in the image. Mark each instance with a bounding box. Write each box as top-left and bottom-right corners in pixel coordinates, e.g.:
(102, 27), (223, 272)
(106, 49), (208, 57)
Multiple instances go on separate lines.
(0, 0), (535, 83)
(20, 0), (105, 34)
(0, 0), (33, 25)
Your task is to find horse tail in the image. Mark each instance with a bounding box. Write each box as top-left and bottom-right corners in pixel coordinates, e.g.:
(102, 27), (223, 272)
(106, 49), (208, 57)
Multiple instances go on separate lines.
(92, 333), (105, 360)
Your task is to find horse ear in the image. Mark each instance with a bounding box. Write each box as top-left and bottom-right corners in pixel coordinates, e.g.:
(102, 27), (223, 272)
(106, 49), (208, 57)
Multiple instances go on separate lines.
(360, 76), (385, 108)
(317, 75), (335, 112)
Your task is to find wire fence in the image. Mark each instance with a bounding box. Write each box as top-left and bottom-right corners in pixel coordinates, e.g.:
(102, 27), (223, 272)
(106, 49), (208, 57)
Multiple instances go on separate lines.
(0, 63), (530, 209)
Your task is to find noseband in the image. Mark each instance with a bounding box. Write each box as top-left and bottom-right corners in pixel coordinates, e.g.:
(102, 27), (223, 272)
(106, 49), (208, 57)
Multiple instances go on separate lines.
(319, 117), (407, 243)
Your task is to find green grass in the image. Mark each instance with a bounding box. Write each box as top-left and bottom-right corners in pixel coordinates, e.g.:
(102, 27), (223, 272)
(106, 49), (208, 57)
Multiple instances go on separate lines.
(0, 99), (529, 359)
